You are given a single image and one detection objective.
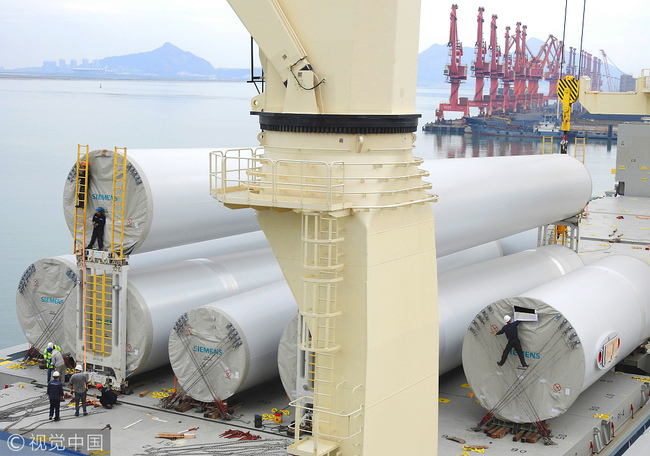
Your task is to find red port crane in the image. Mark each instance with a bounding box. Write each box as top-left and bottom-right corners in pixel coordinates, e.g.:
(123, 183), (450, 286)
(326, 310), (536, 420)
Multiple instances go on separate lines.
(543, 38), (563, 101)
(527, 35), (560, 107)
(470, 7), (490, 115)
(487, 14), (503, 115)
(512, 22), (529, 112)
(501, 25), (515, 113)
(436, 4), (469, 120)
(600, 49), (616, 92)
(566, 47), (577, 76)
(434, 4), (604, 120)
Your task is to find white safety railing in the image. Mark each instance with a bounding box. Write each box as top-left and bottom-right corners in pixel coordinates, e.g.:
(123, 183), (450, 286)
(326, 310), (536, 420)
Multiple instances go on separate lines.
(209, 148), (437, 211)
(289, 395), (363, 442)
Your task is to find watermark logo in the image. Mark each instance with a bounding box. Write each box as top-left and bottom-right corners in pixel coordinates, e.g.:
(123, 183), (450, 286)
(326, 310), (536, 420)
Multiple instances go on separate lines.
(2, 429), (110, 453)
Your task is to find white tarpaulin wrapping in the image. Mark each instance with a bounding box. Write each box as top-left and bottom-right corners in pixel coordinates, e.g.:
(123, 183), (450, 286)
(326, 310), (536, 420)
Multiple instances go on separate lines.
(169, 281), (297, 402)
(62, 149), (261, 254)
(278, 245), (583, 400)
(462, 255), (650, 423)
(63, 248), (284, 377)
(16, 232), (270, 357)
(15, 255), (77, 355)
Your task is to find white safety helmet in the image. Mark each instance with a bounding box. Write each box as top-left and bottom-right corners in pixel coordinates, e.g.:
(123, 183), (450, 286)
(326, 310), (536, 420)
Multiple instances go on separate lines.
(47, 342), (53, 349)
(75, 364), (83, 371)
(504, 315), (512, 322)
(53, 371), (60, 378)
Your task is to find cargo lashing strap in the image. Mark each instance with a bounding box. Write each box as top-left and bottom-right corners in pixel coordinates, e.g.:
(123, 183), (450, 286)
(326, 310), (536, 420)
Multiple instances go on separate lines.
(25, 284), (77, 358)
(468, 312), (578, 445)
(172, 315), (242, 403)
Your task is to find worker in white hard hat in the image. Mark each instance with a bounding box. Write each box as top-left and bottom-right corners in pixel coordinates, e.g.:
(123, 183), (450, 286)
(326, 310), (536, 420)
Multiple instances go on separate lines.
(44, 342), (62, 382)
(495, 315), (529, 369)
(69, 364), (89, 417)
(47, 371), (64, 421)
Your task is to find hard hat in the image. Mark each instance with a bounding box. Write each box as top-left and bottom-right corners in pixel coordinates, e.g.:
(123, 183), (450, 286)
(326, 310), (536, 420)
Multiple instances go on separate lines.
(504, 315), (512, 322)
(96, 207), (103, 212)
(75, 364), (83, 371)
(47, 342), (53, 349)
(96, 384), (103, 390)
(81, 162), (86, 168)
(53, 371), (60, 378)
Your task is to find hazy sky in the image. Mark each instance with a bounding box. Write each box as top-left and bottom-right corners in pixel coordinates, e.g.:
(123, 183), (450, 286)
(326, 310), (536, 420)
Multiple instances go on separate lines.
(1, 1), (646, 76)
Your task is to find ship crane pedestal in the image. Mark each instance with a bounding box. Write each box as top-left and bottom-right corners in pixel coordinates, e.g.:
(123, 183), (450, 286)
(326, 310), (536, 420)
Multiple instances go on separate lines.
(217, 1), (439, 455)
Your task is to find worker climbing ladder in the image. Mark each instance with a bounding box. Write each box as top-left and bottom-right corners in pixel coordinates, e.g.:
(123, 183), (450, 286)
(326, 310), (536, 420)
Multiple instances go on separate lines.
(75, 147), (129, 385)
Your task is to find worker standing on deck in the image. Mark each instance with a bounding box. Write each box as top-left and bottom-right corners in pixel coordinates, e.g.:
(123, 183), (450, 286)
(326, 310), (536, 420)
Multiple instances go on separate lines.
(496, 315), (529, 368)
(86, 207), (106, 250)
(96, 384), (118, 409)
(47, 371), (64, 421)
(51, 347), (66, 384)
(44, 342), (61, 382)
(70, 364), (88, 417)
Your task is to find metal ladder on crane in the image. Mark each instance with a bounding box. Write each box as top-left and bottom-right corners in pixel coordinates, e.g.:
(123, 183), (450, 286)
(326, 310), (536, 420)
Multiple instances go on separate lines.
(77, 147), (129, 382)
(289, 212), (344, 456)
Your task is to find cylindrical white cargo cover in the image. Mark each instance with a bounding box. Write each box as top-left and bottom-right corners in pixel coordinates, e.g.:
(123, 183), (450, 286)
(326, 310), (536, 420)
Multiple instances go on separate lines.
(462, 255), (650, 423)
(16, 231), (270, 356)
(64, 248), (284, 377)
(16, 255), (77, 355)
(127, 231), (269, 269)
(439, 244), (583, 375)
(62, 149), (261, 254)
(169, 281), (297, 401)
(436, 241), (502, 274)
(422, 155), (592, 256)
(278, 245), (584, 400)
(496, 229), (538, 256)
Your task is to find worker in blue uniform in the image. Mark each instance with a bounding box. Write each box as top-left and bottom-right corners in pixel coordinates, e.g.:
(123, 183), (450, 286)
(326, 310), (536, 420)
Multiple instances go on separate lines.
(86, 207), (106, 250)
(96, 384), (118, 409)
(496, 315), (528, 368)
(47, 371), (64, 421)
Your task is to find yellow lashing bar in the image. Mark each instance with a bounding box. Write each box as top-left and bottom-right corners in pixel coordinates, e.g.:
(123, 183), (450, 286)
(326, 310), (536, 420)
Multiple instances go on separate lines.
(111, 147), (127, 259)
(73, 145), (89, 255)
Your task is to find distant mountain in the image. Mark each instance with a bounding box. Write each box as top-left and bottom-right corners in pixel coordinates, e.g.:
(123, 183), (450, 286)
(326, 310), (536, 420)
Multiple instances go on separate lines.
(0, 43), (253, 81)
(3, 40), (625, 85)
(97, 42), (217, 77)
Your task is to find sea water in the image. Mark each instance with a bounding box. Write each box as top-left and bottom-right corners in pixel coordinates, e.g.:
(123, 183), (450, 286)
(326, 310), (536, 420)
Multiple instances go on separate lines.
(0, 78), (617, 348)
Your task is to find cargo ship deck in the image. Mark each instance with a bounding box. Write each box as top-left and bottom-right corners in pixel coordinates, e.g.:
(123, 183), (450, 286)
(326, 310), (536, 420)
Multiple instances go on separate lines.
(2, 195), (650, 456)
